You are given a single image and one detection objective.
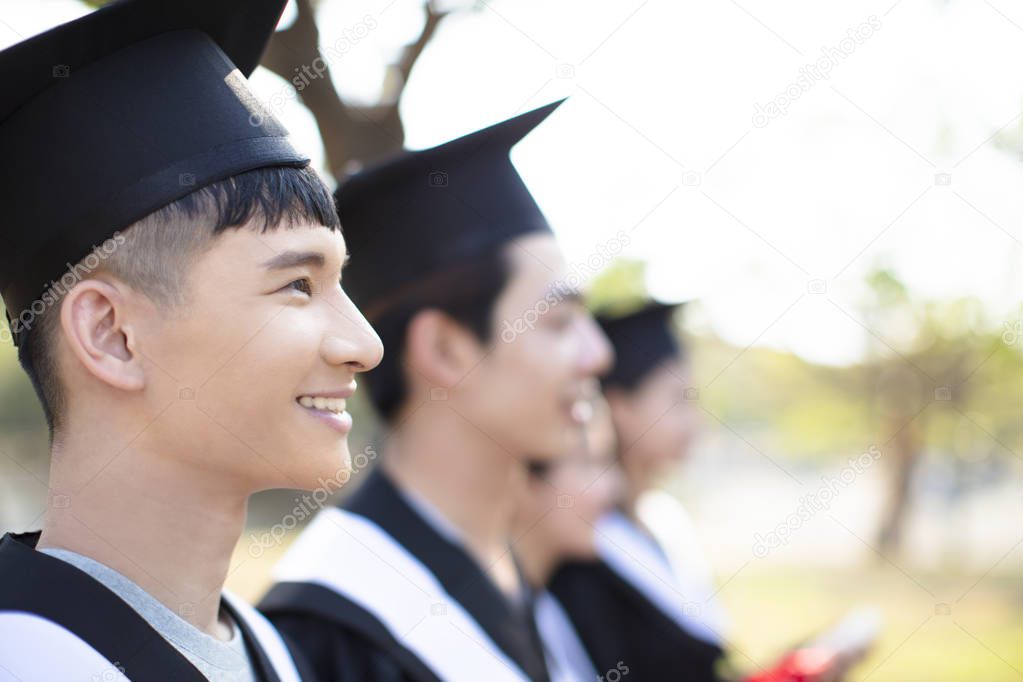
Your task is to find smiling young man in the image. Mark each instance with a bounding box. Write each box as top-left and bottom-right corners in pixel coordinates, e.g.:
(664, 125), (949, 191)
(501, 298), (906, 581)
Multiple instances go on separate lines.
(259, 102), (613, 681)
(0, 1), (381, 681)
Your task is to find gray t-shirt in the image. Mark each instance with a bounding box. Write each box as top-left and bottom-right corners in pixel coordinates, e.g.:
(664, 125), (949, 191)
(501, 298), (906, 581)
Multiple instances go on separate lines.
(40, 548), (256, 682)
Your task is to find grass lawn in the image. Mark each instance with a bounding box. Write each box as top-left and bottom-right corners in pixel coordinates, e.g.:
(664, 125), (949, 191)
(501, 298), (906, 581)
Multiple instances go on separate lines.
(718, 564), (1023, 681)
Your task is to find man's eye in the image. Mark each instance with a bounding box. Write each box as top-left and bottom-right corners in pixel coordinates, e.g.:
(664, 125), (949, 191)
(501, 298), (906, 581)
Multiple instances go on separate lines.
(287, 278), (313, 296)
(548, 312), (574, 331)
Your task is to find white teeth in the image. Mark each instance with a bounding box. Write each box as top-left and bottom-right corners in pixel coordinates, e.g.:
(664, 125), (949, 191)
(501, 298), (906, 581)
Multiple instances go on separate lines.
(297, 395), (347, 414)
(571, 399), (593, 424)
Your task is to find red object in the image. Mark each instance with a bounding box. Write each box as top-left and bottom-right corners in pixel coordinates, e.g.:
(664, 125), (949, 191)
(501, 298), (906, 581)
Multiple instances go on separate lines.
(743, 648), (838, 682)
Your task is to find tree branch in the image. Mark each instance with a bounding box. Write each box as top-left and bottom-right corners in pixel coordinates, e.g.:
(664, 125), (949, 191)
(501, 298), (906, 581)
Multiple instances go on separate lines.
(259, 0), (456, 176)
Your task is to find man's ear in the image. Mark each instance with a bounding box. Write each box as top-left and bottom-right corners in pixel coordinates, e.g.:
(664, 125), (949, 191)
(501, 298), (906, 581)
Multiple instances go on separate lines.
(404, 308), (485, 389)
(59, 278), (145, 392)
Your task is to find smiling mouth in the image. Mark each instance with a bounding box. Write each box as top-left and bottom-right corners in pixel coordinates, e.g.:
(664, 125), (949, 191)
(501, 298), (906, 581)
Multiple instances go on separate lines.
(566, 396), (595, 424)
(297, 395), (347, 414)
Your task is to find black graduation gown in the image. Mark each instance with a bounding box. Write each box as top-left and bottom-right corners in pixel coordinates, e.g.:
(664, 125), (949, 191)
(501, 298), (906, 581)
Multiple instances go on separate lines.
(0, 531), (311, 682)
(549, 559), (725, 682)
(260, 467), (552, 682)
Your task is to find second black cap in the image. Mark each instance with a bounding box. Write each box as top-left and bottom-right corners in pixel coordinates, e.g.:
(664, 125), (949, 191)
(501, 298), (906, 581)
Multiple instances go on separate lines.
(336, 100), (565, 312)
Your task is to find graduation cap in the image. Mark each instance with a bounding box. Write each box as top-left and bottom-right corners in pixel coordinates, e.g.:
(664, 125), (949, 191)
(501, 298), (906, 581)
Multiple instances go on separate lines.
(598, 301), (687, 390)
(0, 0), (307, 345)
(337, 100), (565, 312)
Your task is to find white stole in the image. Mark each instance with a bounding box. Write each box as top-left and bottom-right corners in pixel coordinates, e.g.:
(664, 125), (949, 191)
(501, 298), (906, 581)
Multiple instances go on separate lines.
(534, 591), (599, 682)
(272, 507), (531, 682)
(0, 611), (131, 682)
(223, 590), (303, 682)
(596, 492), (727, 646)
(0, 591), (302, 682)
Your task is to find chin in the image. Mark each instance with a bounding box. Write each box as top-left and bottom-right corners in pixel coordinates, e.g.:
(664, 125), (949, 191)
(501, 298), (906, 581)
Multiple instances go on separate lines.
(568, 543), (599, 561)
(278, 440), (353, 492)
(309, 446), (353, 488)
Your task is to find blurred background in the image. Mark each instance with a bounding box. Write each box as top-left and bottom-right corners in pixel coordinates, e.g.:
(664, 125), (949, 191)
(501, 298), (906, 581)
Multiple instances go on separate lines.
(2, 0), (1022, 679)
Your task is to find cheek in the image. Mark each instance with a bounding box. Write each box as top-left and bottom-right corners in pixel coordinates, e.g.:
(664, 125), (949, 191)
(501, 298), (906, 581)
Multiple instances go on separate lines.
(663, 405), (697, 449)
(247, 314), (312, 365)
(159, 299), (275, 379)
(484, 336), (560, 401)
(518, 331), (576, 393)
(199, 314), (320, 414)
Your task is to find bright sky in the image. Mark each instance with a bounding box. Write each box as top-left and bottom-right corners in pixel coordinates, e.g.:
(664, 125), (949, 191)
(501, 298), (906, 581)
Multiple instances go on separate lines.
(3, 0), (1023, 365)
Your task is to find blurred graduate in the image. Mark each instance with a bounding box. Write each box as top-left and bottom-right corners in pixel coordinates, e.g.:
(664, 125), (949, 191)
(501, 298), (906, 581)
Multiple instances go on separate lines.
(550, 302), (731, 681)
(0, 1), (382, 679)
(512, 390), (625, 681)
(549, 302), (876, 682)
(259, 101), (614, 681)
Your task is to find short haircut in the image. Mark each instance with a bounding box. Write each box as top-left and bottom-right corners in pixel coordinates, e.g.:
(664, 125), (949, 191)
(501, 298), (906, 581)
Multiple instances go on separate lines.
(17, 165), (339, 434)
(361, 248), (512, 423)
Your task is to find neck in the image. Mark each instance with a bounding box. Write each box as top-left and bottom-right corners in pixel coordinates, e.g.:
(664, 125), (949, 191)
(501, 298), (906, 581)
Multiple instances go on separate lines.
(621, 491), (641, 521)
(619, 456), (649, 521)
(383, 404), (524, 590)
(513, 535), (559, 590)
(37, 426), (248, 639)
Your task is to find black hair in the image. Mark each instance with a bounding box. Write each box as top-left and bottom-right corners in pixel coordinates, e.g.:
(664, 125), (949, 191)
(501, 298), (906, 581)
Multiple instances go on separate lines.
(600, 344), (688, 393)
(361, 249), (512, 423)
(17, 164), (339, 434)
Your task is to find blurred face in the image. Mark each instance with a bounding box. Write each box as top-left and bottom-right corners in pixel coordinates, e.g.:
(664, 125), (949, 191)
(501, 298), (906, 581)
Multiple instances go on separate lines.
(454, 233), (613, 460)
(609, 357), (699, 492)
(136, 224), (383, 491)
(518, 400), (622, 561)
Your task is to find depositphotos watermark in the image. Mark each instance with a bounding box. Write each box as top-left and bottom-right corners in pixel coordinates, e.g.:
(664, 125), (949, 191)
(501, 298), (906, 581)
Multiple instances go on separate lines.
(598, 661), (630, 682)
(90, 661), (126, 682)
(500, 230), (632, 343)
(1002, 319), (1023, 345)
(250, 15), (378, 127)
(247, 446), (378, 557)
(752, 15), (882, 129)
(2, 232), (127, 346)
(752, 445), (881, 558)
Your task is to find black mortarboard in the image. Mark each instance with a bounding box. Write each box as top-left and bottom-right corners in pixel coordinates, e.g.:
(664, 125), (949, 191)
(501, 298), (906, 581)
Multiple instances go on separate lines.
(0, 0), (307, 345)
(598, 301), (687, 390)
(337, 100), (565, 311)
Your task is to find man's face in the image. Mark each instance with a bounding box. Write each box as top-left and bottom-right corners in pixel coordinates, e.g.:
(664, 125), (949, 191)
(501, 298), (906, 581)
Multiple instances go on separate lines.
(136, 224), (382, 492)
(454, 233), (613, 460)
(518, 399), (622, 561)
(612, 358), (699, 489)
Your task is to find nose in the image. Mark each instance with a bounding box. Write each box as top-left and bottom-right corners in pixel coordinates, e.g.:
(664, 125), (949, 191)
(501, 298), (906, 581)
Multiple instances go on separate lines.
(321, 295), (384, 372)
(577, 314), (614, 378)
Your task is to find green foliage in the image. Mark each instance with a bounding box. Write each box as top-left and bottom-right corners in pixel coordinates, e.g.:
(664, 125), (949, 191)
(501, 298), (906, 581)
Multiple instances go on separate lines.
(585, 258), (650, 316)
(582, 259), (1023, 464)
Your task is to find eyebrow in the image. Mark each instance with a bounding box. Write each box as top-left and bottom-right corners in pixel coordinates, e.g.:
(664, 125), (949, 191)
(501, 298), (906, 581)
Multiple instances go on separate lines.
(558, 289), (585, 305)
(260, 250), (326, 271)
